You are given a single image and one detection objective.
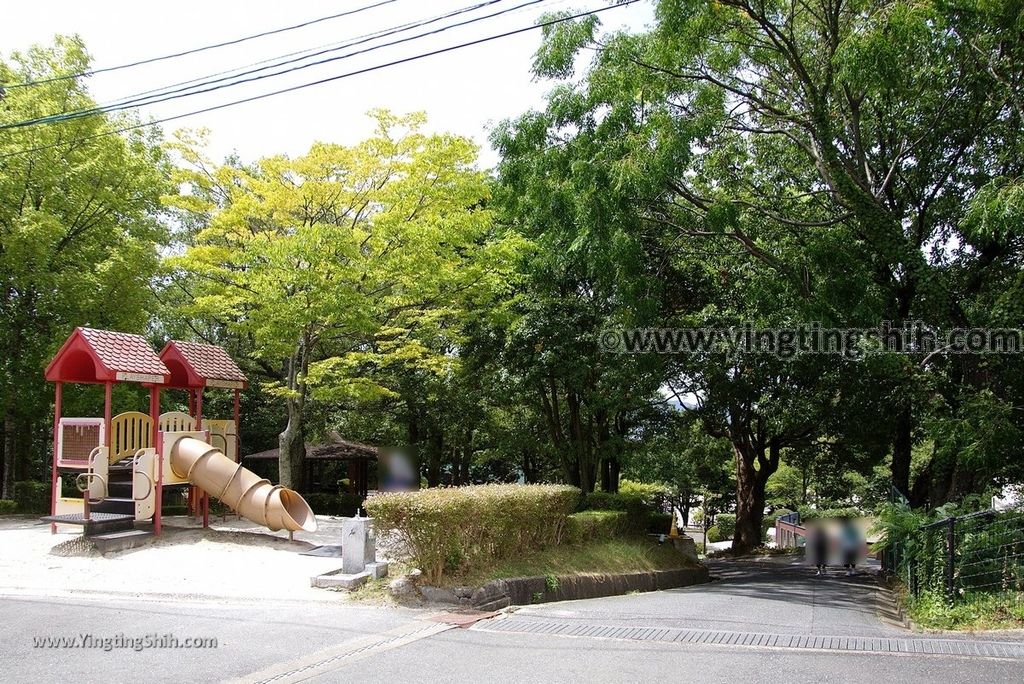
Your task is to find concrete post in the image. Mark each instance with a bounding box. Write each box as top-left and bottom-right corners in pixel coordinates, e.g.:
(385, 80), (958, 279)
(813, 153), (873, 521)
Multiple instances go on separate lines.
(342, 516), (376, 575)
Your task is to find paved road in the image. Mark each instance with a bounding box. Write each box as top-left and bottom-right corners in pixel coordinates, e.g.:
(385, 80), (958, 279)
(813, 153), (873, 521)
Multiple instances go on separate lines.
(3, 557), (1023, 683)
(0, 593), (416, 683)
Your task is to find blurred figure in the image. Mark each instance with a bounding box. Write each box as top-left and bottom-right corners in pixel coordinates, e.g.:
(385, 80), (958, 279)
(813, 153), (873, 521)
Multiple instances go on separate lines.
(379, 447), (417, 491)
(806, 520), (829, 576)
(838, 517), (863, 576)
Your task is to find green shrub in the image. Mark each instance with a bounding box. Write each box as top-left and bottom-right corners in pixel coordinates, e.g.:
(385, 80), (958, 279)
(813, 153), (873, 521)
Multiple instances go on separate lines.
(365, 484), (580, 583)
(14, 481), (49, 514)
(706, 525), (722, 543)
(565, 510), (630, 544)
(647, 512), (674, 535)
(580, 492), (650, 534)
(305, 493), (363, 517)
(0, 499), (17, 515)
(618, 480), (671, 509)
(799, 505), (860, 521)
(715, 513), (736, 540)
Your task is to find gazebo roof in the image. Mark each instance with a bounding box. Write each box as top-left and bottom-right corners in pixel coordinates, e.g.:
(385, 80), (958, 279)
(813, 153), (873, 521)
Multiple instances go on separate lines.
(245, 439), (378, 461)
(45, 327), (170, 384)
(159, 340), (248, 389)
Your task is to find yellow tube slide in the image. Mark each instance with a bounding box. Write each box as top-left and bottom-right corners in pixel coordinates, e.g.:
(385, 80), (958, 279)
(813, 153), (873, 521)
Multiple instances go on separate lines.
(170, 437), (317, 533)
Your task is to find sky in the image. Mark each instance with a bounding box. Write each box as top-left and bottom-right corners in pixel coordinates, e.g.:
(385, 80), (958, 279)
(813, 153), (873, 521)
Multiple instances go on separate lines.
(1, 0), (653, 168)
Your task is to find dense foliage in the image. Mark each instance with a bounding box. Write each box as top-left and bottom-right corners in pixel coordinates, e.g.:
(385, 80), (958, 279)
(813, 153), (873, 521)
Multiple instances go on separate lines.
(2, 0), (1022, 560)
(365, 484), (579, 582)
(0, 39), (169, 498)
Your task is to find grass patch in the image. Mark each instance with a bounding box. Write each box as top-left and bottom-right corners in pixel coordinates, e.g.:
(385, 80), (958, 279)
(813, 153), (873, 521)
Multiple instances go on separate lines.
(445, 538), (695, 587)
(348, 576), (395, 603)
(906, 590), (1024, 631)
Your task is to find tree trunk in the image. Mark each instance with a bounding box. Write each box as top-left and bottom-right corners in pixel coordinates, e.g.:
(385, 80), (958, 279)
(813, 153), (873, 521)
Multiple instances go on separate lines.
(425, 430), (443, 487)
(1, 410), (15, 500)
(278, 397), (305, 492)
(459, 430), (472, 484)
(892, 406), (913, 501)
(600, 457), (620, 493)
(277, 338), (310, 492)
(731, 439), (780, 554)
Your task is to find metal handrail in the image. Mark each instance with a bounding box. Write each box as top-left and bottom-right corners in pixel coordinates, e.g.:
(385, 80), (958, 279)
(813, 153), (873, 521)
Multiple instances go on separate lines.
(131, 450), (155, 502)
(75, 472), (108, 505)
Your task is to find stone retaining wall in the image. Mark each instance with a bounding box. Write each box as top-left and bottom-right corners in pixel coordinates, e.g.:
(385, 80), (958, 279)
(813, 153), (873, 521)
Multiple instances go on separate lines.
(469, 566), (710, 611)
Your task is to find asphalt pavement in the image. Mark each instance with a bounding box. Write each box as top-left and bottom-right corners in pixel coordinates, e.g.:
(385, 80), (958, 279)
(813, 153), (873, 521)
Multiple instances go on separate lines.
(3, 555), (1022, 683)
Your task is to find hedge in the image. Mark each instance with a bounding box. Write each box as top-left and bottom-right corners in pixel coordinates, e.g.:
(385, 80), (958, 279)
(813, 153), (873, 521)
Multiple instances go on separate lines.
(618, 480), (671, 509)
(14, 481), (49, 514)
(0, 499), (17, 515)
(580, 492), (650, 534)
(365, 484), (580, 583)
(647, 512), (674, 535)
(305, 493), (363, 517)
(706, 525), (722, 543)
(565, 510), (630, 544)
(798, 505), (861, 521)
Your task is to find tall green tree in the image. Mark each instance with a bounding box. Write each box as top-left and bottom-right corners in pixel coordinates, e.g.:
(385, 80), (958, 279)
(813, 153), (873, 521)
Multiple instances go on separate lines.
(0, 37), (169, 497)
(497, 0), (1023, 547)
(166, 111), (496, 491)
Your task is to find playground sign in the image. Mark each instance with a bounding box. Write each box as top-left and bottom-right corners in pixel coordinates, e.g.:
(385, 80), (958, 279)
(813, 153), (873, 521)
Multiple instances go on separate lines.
(206, 379), (245, 389)
(116, 372), (166, 384)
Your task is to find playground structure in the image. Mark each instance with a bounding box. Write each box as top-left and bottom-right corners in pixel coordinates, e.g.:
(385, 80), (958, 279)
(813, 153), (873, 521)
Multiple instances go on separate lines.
(41, 328), (316, 550)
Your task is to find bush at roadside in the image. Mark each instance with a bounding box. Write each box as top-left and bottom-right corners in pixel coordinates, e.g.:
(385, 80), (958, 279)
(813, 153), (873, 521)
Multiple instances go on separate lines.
(798, 505), (861, 520)
(706, 525), (722, 543)
(618, 480), (671, 510)
(366, 484), (580, 583)
(647, 512), (674, 535)
(565, 510), (631, 544)
(580, 492), (651, 534)
(0, 499), (17, 515)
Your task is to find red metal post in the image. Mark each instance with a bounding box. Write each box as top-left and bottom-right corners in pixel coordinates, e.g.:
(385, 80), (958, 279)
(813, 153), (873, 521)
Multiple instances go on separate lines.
(196, 387), (208, 526)
(233, 389), (241, 462)
(150, 386), (162, 536)
(50, 382), (62, 533)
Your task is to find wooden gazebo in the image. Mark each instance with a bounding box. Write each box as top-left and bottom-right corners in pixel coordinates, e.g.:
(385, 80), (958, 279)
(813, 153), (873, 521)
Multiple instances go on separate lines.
(245, 436), (377, 499)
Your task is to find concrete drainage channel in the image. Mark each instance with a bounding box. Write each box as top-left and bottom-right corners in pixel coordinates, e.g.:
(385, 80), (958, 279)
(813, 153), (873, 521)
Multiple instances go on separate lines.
(473, 617), (1024, 660)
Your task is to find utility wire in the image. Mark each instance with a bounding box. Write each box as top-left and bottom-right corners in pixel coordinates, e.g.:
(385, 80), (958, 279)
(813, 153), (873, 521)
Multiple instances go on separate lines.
(3, 0), (531, 130)
(0, 2), (636, 160)
(82, 0), (532, 118)
(1, 0), (398, 89)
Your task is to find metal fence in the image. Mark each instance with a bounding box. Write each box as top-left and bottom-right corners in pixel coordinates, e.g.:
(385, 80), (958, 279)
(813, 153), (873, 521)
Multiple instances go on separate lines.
(904, 508), (1024, 602)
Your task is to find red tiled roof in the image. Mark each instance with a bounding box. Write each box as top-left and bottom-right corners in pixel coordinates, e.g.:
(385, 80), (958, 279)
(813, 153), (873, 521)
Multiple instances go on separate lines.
(78, 328), (170, 377)
(168, 340), (248, 383)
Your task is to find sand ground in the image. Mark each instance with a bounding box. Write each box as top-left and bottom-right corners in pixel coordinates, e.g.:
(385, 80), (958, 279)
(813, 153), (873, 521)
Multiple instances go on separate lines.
(0, 514), (363, 603)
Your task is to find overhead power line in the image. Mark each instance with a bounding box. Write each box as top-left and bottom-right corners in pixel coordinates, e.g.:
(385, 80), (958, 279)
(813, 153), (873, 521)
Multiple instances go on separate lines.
(2, 0), (540, 130)
(0, 1), (637, 161)
(1, 0), (398, 90)
(80, 0), (527, 120)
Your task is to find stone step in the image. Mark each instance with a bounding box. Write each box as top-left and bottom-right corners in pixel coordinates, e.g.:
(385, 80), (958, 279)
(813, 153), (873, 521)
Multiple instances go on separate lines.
(91, 529), (154, 554)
